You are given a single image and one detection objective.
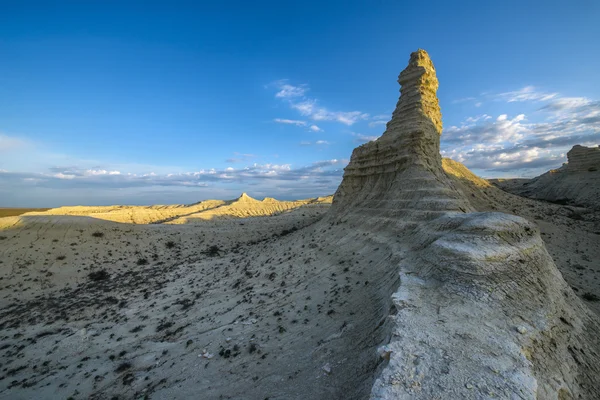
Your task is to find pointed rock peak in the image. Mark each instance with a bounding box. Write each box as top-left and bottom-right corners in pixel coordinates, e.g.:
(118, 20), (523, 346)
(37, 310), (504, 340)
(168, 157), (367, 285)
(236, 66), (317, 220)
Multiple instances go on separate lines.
(238, 192), (255, 201)
(330, 49), (470, 217)
(390, 48), (442, 136)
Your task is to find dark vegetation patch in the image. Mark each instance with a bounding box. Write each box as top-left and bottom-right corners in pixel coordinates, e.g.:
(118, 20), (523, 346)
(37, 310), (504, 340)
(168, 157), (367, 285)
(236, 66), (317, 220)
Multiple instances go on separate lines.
(582, 292), (600, 302)
(114, 362), (132, 373)
(136, 258), (148, 266)
(89, 270), (110, 281)
(56, 255), (66, 260)
(156, 321), (174, 332)
(203, 245), (221, 257)
(91, 231), (105, 238)
(165, 241), (176, 249)
(129, 325), (145, 333)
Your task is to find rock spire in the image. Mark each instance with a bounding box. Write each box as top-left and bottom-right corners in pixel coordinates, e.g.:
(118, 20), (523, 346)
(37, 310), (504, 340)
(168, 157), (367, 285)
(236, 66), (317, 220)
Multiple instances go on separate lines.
(330, 49), (469, 218)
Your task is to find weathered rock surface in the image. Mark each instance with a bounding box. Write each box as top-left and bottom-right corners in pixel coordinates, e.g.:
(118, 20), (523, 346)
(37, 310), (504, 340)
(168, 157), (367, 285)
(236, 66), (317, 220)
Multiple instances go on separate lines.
(330, 50), (600, 399)
(566, 145), (600, 173)
(493, 144), (600, 209)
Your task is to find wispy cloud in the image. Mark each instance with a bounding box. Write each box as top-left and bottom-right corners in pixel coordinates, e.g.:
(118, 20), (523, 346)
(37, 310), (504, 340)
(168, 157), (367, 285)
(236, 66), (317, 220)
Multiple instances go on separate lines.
(351, 133), (380, 143)
(309, 125), (323, 132)
(274, 118), (307, 126)
(495, 86), (558, 102)
(299, 140), (330, 146)
(225, 152), (256, 163)
(368, 114), (389, 128)
(271, 80), (307, 98)
(270, 81), (369, 126)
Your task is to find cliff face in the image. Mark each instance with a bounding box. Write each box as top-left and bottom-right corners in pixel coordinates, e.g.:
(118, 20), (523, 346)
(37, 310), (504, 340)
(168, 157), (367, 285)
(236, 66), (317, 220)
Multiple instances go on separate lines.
(494, 144), (600, 209)
(328, 50), (600, 399)
(565, 145), (600, 173)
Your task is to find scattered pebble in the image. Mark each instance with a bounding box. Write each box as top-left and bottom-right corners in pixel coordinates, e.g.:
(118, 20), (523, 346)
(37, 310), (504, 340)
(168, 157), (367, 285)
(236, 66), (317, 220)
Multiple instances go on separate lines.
(200, 349), (214, 359)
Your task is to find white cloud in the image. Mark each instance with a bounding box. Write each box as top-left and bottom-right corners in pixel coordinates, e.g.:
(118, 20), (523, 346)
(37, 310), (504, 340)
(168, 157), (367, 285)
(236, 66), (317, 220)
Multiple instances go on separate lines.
(299, 140), (330, 146)
(539, 97), (593, 112)
(274, 118), (307, 126)
(368, 120), (387, 128)
(271, 80), (307, 98)
(495, 86), (558, 102)
(465, 114), (492, 123)
(309, 125), (323, 132)
(312, 110), (369, 125)
(441, 93), (600, 176)
(271, 81), (368, 126)
(351, 133), (380, 143)
(0, 159), (349, 204)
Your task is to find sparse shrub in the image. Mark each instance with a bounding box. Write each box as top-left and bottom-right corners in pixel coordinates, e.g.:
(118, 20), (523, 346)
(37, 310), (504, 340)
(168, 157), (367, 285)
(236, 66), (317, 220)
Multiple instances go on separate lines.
(582, 292), (600, 302)
(0, 236), (7, 240)
(88, 270), (110, 281)
(56, 255), (66, 260)
(129, 325), (144, 333)
(203, 245), (221, 257)
(165, 241), (176, 249)
(91, 231), (104, 238)
(114, 362), (131, 373)
(136, 258), (148, 266)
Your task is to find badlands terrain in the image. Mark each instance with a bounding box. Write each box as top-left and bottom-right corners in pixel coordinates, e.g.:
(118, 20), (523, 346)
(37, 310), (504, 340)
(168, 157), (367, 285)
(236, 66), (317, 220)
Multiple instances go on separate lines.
(1, 50), (599, 399)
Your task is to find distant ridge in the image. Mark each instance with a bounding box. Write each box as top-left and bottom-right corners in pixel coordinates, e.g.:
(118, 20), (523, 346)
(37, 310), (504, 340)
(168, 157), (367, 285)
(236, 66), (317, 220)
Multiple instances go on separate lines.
(492, 144), (600, 209)
(17, 194), (333, 224)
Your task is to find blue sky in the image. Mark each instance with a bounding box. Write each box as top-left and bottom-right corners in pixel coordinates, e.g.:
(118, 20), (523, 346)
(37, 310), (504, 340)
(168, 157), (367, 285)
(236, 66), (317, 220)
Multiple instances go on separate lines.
(1, 0), (599, 206)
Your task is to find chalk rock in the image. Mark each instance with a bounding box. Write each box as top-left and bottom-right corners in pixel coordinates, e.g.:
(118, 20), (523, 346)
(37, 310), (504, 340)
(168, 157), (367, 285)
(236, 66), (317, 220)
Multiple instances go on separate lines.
(328, 50), (600, 399)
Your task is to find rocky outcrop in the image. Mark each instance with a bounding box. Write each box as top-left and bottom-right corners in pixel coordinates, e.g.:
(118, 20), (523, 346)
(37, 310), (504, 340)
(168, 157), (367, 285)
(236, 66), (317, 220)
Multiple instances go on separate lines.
(329, 50), (600, 399)
(493, 144), (600, 209)
(331, 50), (471, 223)
(565, 145), (600, 173)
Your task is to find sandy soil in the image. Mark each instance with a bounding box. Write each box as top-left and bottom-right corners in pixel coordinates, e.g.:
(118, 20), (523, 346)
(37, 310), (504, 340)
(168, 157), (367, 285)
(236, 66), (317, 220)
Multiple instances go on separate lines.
(0, 181), (598, 399)
(1, 199), (395, 399)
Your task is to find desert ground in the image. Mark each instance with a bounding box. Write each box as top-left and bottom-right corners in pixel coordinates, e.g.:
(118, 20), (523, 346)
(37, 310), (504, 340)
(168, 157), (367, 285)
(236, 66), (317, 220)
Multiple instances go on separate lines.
(1, 169), (598, 399)
(1, 50), (599, 399)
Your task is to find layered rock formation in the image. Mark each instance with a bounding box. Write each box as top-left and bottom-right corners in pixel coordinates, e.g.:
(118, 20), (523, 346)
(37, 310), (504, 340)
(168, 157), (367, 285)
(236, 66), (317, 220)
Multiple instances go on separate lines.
(493, 144), (600, 209)
(330, 50), (600, 399)
(332, 50), (470, 222)
(565, 145), (600, 173)
(21, 194), (332, 224)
